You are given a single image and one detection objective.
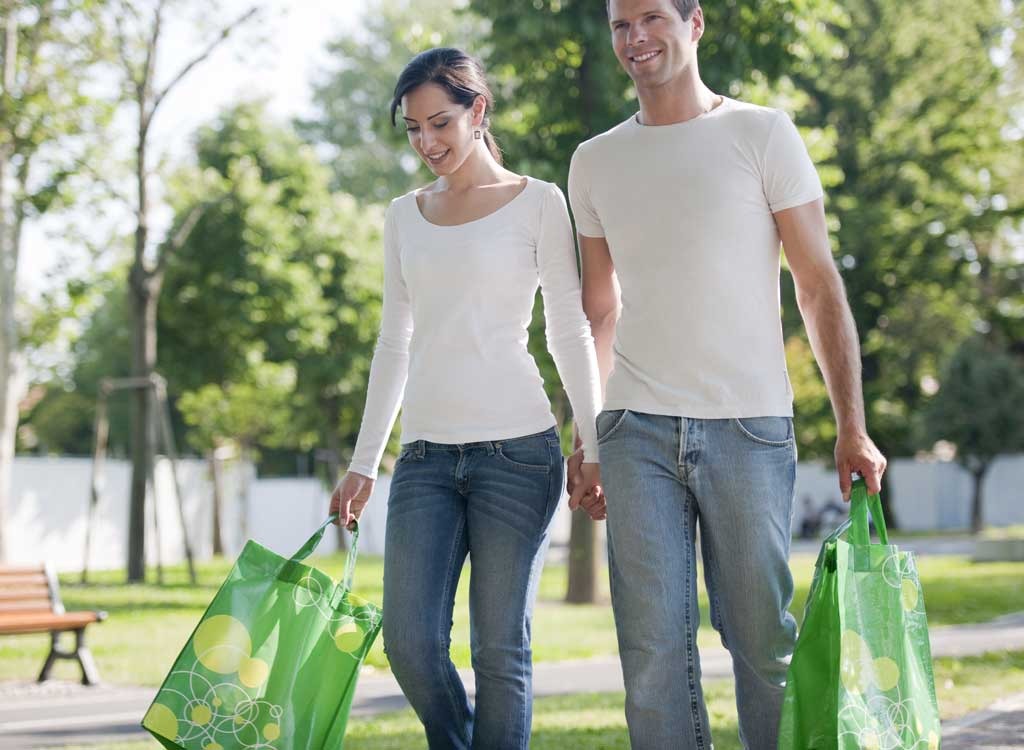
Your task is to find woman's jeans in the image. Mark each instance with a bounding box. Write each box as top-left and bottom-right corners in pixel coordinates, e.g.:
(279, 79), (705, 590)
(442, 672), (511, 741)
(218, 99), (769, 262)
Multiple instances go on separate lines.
(598, 409), (798, 750)
(382, 427), (564, 750)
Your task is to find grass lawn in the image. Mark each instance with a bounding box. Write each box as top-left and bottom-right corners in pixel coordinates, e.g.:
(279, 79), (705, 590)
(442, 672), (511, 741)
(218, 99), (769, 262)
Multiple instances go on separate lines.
(1, 552), (1022, 686)
(56, 651), (1024, 750)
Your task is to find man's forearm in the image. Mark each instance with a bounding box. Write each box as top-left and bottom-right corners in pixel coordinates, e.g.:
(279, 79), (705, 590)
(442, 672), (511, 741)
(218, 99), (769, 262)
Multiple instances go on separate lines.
(572, 309), (616, 451)
(588, 312), (617, 401)
(798, 276), (867, 434)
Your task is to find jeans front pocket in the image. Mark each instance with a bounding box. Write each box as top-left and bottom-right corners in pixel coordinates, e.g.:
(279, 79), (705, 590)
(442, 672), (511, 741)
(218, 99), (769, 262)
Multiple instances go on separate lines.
(596, 409), (630, 444)
(730, 416), (793, 447)
(495, 434), (552, 473)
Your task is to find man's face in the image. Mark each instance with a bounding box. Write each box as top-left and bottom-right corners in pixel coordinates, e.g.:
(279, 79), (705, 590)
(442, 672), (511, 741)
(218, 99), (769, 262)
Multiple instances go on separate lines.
(608, 0), (702, 90)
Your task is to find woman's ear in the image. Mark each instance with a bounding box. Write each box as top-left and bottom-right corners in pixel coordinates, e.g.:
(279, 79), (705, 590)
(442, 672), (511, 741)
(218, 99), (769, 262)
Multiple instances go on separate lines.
(472, 94), (487, 127)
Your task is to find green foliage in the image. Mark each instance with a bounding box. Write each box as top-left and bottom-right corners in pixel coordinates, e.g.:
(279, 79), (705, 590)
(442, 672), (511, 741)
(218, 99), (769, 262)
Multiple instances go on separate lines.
(158, 101), (385, 467)
(18, 268), (134, 456)
(177, 360), (304, 457)
(922, 336), (1024, 471)
(300, 0), (489, 203)
(787, 0), (1023, 460)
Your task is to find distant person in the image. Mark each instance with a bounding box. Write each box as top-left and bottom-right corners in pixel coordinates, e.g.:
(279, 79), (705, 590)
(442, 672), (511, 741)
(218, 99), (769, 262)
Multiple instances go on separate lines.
(799, 495), (821, 539)
(565, 1), (888, 747)
(328, 48), (605, 750)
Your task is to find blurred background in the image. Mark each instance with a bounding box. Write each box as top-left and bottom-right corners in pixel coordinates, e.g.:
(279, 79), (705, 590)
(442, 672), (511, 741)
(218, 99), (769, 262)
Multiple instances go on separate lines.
(1, 0), (1023, 598)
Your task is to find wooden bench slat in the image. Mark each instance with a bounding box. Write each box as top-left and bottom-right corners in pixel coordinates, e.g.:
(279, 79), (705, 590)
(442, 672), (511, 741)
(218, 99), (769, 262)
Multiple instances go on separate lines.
(0, 611), (102, 635)
(0, 565), (45, 575)
(0, 573), (49, 587)
(0, 584), (50, 599)
(0, 601), (53, 614)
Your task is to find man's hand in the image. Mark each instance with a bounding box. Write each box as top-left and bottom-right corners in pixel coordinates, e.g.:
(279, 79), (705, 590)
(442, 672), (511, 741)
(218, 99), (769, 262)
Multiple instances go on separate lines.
(329, 471), (375, 528)
(835, 431), (887, 501)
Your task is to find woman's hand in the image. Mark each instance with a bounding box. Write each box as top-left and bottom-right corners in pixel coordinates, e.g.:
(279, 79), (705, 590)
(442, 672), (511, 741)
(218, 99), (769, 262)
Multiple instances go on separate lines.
(330, 471), (375, 528)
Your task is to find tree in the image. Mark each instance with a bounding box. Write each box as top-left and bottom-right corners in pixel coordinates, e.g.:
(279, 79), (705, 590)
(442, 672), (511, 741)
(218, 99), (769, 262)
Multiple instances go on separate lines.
(469, 0), (834, 603)
(159, 102), (384, 489)
(785, 0), (1023, 525)
(0, 0), (108, 560)
(922, 337), (1024, 533)
(105, 0), (262, 581)
(301, 0), (488, 203)
(178, 361), (301, 543)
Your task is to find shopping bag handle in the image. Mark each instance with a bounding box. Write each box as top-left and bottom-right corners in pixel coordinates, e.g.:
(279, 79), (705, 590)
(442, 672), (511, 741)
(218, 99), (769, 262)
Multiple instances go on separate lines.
(847, 478), (889, 546)
(287, 514), (360, 593)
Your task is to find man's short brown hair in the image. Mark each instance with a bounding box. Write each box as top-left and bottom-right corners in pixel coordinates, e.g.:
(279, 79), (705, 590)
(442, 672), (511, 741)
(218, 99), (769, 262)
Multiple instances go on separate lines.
(606, 0), (700, 21)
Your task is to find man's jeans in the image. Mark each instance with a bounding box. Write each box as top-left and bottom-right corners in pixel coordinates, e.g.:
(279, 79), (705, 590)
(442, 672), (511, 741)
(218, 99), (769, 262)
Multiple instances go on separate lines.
(598, 409), (798, 750)
(382, 427), (564, 750)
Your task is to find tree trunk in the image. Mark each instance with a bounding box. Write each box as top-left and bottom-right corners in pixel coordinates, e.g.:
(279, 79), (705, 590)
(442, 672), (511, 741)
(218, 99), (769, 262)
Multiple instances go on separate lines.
(209, 446), (225, 556)
(565, 507), (600, 603)
(970, 466), (986, 535)
(126, 267), (159, 581)
(239, 444), (252, 542)
(323, 397), (348, 550)
(0, 10), (21, 564)
(564, 47), (601, 605)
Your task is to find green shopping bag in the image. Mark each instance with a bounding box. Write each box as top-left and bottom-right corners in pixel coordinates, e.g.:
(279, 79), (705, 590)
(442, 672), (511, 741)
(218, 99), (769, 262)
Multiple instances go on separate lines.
(142, 516), (382, 750)
(778, 480), (941, 750)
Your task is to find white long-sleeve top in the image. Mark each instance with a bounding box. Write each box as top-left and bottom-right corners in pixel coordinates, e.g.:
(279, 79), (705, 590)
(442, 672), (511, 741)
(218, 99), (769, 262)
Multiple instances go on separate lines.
(347, 176), (602, 479)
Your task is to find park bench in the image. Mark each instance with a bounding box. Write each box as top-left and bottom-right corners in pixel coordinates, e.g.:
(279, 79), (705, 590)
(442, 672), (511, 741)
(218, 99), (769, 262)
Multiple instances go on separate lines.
(0, 564), (107, 685)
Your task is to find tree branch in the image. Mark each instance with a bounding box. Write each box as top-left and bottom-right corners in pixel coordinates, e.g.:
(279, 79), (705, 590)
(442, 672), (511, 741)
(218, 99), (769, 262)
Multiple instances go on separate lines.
(151, 6), (261, 116)
(154, 200), (207, 276)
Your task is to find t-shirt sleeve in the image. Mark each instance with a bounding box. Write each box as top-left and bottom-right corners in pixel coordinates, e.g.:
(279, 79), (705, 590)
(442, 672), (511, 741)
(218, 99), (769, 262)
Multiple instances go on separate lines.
(762, 110), (824, 213)
(347, 201), (412, 479)
(568, 146), (606, 238)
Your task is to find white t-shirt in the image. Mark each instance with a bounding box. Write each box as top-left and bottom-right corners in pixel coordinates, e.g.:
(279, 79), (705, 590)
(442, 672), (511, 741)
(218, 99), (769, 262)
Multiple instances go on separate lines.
(568, 97), (823, 419)
(348, 177), (603, 479)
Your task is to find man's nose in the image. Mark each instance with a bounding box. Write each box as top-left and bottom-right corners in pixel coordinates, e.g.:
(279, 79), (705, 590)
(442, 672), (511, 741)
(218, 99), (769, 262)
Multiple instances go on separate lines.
(626, 24), (648, 48)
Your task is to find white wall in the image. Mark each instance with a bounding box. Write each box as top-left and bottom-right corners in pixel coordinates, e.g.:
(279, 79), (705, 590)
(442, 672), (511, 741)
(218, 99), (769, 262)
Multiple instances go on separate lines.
(6, 454), (1024, 573)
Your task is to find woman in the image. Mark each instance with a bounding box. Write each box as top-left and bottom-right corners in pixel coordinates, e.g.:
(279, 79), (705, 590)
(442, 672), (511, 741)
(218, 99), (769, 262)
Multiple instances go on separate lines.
(329, 47), (604, 750)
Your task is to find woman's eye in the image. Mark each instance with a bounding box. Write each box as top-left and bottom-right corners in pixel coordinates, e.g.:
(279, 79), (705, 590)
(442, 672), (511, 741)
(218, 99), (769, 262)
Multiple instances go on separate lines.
(434, 121), (448, 129)
(406, 127), (420, 133)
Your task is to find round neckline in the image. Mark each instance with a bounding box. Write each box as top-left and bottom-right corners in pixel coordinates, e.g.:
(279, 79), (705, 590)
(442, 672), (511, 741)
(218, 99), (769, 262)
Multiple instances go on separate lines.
(630, 96), (734, 130)
(413, 176), (533, 229)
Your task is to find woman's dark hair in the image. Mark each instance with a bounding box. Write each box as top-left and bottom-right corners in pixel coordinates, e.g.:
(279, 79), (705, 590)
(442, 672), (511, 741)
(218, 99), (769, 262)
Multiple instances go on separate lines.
(390, 47), (502, 165)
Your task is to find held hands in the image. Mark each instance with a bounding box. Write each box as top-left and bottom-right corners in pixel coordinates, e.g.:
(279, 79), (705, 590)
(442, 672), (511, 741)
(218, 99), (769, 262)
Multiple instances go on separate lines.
(567, 448), (607, 521)
(835, 429), (887, 501)
(329, 471), (375, 529)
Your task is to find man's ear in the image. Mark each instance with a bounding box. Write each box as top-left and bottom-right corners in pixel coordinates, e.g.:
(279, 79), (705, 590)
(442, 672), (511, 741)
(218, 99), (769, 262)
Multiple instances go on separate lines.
(691, 7), (705, 43)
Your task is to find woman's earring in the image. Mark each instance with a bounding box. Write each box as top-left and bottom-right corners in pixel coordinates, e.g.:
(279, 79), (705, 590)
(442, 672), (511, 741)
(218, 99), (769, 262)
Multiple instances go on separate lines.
(474, 130), (482, 140)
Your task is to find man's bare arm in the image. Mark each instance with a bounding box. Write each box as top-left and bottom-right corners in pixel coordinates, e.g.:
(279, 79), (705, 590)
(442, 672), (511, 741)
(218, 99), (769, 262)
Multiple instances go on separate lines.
(579, 233), (621, 398)
(775, 198), (887, 499)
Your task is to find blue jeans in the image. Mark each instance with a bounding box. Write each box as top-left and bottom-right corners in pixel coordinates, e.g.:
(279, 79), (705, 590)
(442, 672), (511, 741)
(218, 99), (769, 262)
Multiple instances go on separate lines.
(598, 410), (798, 750)
(382, 427), (564, 750)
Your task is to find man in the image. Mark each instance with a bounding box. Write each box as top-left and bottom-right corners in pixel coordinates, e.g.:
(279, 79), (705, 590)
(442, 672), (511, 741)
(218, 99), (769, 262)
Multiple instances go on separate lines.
(564, 1), (887, 748)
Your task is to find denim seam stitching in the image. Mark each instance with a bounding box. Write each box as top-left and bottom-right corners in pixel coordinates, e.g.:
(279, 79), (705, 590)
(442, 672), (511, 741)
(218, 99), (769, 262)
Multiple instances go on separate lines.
(439, 513), (470, 737)
(682, 488), (708, 750)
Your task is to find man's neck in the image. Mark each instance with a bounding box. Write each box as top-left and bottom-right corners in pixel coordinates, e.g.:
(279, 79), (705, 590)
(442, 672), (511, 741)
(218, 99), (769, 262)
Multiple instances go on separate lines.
(636, 68), (720, 127)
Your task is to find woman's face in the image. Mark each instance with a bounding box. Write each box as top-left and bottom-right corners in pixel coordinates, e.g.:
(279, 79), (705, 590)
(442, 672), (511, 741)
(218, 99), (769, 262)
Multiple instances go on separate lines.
(400, 82), (483, 176)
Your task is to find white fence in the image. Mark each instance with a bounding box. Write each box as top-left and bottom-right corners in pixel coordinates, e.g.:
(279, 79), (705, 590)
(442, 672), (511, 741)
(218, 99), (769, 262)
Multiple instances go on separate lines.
(6, 453), (1023, 573)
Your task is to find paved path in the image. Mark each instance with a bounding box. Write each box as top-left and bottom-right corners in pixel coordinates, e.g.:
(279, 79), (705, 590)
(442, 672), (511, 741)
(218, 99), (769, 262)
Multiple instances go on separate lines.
(2, 615), (1022, 748)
